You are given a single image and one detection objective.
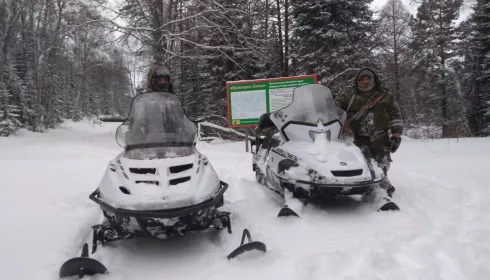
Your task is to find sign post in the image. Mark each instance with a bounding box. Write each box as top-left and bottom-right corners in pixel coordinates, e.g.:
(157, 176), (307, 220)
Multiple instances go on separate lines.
(226, 75), (317, 128)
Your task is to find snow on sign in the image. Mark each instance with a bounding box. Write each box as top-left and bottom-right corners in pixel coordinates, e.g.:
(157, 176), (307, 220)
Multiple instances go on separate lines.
(226, 75), (317, 128)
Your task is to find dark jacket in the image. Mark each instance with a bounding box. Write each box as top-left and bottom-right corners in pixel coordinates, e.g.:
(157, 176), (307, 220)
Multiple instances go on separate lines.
(334, 67), (403, 141)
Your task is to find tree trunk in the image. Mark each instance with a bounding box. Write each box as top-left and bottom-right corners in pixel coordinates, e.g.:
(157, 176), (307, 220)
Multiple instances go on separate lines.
(276, 0), (284, 74)
(151, 0), (165, 63)
(441, 55), (449, 137)
(391, 1), (400, 101)
(265, 0), (269, 39)
(284, 0), (289, 76)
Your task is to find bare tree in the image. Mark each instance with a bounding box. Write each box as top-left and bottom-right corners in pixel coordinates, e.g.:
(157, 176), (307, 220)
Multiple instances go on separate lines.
(377, 0), (412, 102)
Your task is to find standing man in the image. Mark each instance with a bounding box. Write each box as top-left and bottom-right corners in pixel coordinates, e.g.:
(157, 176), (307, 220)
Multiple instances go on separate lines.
(334, 67), (403, 196)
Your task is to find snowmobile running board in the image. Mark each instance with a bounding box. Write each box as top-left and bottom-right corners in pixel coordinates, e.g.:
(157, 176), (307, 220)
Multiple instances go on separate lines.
(227, 229), (267, 259)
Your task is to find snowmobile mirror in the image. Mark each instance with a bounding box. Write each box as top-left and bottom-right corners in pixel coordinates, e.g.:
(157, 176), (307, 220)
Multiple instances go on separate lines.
(227, 229), (267, 260)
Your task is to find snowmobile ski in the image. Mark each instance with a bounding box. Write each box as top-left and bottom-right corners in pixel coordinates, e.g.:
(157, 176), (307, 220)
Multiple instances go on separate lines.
(59, 243), (107, 278)
(227, 229), (267, 259)
(277, 205), (300, 217)
(375, 192), (400, 211)
(378, 201), (400, 211)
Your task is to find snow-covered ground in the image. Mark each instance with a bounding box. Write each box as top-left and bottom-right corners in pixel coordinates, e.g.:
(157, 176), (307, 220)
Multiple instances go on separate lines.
(1, 120), (489, 280)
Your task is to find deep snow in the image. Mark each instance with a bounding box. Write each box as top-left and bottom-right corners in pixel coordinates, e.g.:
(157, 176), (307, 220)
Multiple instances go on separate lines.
(1, 119), (489, 280)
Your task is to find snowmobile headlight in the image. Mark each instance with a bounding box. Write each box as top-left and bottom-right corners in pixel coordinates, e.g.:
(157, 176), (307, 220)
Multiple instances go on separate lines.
(307, 169), (326, 183)
(309, 130), (331, 142)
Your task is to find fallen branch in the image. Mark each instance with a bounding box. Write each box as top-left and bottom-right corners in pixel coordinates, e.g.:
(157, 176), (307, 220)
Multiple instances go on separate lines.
(199, 136), (223, 141)
(200, 121), (255, 140)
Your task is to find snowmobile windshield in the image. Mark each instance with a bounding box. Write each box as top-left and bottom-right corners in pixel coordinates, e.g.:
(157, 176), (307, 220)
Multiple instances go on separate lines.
(115, 92), (197, 159)
(269, 84), (346, 143)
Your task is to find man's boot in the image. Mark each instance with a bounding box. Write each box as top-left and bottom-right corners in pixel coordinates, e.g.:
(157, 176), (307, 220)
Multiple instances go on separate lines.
(381, 167), (395, 197)
(385, 184), (396, 197)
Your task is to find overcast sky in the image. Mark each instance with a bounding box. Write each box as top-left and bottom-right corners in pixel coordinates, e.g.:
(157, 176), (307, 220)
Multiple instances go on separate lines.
(370, 0), (475, 23)
(105, 0), (475, 25)
(370, 0), (419, 14)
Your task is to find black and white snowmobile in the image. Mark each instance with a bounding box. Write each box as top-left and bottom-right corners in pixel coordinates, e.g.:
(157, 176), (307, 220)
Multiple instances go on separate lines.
(251, 84), (399, 217)
(60, 92), (265, 278)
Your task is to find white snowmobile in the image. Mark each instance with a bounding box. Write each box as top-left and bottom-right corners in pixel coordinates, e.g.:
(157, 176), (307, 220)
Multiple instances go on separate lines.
(251, 84), (399, 217)
(60, 92), (265, 278)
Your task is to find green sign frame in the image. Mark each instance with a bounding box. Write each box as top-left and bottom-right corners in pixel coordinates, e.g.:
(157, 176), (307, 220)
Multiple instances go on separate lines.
(226, 75), (317, 128)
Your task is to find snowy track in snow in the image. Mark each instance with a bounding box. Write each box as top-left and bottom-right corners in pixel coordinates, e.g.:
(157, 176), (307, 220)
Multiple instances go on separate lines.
(1, 120), (489, 280)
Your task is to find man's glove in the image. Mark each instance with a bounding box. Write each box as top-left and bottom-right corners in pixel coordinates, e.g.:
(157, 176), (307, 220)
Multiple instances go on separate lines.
(390, 135), (401, 153)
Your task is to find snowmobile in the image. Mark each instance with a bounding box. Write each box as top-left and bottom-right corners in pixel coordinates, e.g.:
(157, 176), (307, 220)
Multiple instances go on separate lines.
(251, 84), (399, 217)
(60, 92), (265, 278)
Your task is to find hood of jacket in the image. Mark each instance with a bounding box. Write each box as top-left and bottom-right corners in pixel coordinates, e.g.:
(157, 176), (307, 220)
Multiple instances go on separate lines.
(353, 67), (383, 95)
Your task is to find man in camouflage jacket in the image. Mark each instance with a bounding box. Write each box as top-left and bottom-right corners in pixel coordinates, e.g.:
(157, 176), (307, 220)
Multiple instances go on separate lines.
(334, 67), (403, 196)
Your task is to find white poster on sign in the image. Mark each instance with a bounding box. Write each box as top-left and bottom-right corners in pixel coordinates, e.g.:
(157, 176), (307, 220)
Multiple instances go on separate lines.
(230, 90), (267, 119)
(269, 87), (296, 111)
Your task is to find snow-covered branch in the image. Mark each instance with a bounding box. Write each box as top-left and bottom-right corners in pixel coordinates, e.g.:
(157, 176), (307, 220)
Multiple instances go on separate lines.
(199, 121), (255, 140)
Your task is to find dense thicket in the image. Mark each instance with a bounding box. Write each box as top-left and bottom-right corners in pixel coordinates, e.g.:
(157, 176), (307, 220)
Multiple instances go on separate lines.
(1, 0), (487, 138)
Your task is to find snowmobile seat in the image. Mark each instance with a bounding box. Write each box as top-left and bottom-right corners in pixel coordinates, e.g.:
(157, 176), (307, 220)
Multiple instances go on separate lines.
(250, 113), (281, 153)
(257, 113), (275, 132)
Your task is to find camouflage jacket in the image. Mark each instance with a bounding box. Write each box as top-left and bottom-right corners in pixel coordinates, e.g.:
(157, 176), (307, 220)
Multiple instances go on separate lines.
(334, 68), (403, 141)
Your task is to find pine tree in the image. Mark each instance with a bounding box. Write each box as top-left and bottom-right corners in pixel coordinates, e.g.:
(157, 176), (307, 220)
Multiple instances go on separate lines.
(291, 0), (375, 81)
(466, 0), (490, 135)
(377, 0), (411, 101)
(411, 0), (465, 137)
(198, 0), (261, 118)
(0, 82), (22, 136)
(374, 0), (417, 125)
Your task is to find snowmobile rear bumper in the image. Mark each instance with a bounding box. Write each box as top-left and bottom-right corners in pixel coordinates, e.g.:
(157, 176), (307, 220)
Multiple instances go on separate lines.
(89, 181), (230, 242)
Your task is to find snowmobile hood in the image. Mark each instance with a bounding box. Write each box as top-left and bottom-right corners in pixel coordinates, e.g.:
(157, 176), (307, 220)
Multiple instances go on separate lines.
(97, 151), (221, 211)
(277, 141), (383, 185)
